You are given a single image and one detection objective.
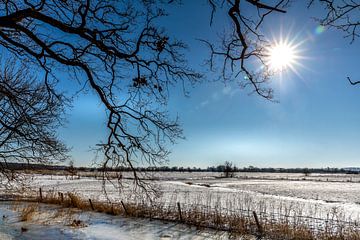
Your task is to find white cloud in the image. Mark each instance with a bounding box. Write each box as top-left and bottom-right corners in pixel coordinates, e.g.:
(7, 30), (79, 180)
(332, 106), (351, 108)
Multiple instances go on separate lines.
(222, 86), (232, 95)
(197, 85), (239, 109)
(200, 100), (209, 107)
(222, 85), (239, 97)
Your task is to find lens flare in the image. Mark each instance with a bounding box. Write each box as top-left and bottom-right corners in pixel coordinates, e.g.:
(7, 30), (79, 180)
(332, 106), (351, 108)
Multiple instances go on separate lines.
(315, 25), (325, 35)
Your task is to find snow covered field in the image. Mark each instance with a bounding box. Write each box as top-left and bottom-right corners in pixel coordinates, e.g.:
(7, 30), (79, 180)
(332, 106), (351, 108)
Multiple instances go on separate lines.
(1, 172), (360, 238)
(23, 172), (360, 223)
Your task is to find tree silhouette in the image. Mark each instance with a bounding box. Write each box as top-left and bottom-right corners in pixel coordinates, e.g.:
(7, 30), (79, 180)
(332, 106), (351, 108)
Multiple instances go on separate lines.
(0, 58), (68, 187)
(309, 0), (360, 84)
(0, 0), (201, 189)
(205, 0), (360, 91)
(0, 0), (359, 188)
(204, 0), (291, 100)
(223, 161), (235, 178)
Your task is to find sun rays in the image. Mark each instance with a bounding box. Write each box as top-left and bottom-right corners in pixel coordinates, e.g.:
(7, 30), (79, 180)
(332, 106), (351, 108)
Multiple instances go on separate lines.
(267, 41), (297, 71)
(266, 37), (302, 74)
(262, 28), (310, 87)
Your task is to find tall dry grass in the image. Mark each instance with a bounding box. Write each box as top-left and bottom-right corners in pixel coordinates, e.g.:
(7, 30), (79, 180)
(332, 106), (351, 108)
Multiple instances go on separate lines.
(19, 203), (38, 221)
(30, 189), (360, 240)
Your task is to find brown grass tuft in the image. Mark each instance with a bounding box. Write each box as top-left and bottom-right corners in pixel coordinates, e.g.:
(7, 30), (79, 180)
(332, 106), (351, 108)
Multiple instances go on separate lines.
(20, 203), (38, 222)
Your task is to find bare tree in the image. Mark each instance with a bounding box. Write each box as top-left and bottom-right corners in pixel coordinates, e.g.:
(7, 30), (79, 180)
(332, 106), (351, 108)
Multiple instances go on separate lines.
(204, 0), (291, 100)
(0, 0), (359, 190)
(67, 160), (77, 179)
(0, 58), (68, 188)
(223, 161), (234, 178)
(205, 0), (360, 92)
(0, 0), (201, 190)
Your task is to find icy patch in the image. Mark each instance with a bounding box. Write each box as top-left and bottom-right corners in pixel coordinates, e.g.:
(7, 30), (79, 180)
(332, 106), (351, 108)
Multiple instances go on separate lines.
(80, 223), (155, 240)
(0, 202), (230, 240)
(0, 232), (13, 240)
(79, 220), (229, 240)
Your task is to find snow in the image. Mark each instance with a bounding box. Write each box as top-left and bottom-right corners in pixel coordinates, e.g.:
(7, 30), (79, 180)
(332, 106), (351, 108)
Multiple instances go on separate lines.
(0, 202), (231, 239)
(2, 171), (360, 236)
(0, 232), (13, 240)
(79, 221), (229, 240)
(22, 172), (360, 223)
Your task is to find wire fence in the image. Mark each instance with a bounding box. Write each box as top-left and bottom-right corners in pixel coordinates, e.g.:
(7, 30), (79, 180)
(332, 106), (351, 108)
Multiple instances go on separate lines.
(174, 201), (360, 233)
(7, 188), (359, 236)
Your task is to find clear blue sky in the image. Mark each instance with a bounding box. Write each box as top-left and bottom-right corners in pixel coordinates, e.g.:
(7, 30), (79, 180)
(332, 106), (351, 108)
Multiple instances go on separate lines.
(60, 1), (360, 168)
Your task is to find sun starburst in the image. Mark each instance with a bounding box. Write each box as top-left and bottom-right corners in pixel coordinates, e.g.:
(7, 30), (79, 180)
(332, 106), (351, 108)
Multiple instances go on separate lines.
(265, 35), (303, 75)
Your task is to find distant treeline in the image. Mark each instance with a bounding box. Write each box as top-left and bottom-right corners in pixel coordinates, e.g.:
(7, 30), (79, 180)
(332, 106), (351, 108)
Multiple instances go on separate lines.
(109, 166), (358, 174)
(0, 162), (68, 171)
(1, 162), (359, 174)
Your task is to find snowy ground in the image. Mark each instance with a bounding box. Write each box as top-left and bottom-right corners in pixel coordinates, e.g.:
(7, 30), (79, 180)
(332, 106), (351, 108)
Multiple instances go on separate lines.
(2, 171), (360, 237)
(20, 172), (360, 222)
(0, 201), (233, 239)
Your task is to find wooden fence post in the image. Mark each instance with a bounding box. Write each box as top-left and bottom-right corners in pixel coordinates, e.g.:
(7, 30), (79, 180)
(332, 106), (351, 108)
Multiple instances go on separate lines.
(39, 188), (43, 201)
(253, 211), (263, 236)
(89, 199), (94, 210)
(121, 201), (128, 215)
(58, 192), (63, 203)
(111, 203), (115, 215)
(177, 202), (183, 222)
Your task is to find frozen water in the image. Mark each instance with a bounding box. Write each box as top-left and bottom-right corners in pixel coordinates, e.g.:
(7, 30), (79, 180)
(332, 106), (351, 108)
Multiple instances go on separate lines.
(0, 201), (230, 240)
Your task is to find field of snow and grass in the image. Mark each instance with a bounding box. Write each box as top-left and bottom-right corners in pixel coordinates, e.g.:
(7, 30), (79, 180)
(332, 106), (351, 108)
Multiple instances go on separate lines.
(2, 171), (360, 238)
(22, 172), (360, 220)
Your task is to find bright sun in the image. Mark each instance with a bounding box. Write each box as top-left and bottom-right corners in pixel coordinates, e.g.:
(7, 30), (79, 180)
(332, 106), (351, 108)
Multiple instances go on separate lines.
(267, 41), (298, 72)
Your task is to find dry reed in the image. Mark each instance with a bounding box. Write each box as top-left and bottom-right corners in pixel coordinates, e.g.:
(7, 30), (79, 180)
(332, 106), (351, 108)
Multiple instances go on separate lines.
(14, 188), (359, 240)
(20, 203), (38, 221)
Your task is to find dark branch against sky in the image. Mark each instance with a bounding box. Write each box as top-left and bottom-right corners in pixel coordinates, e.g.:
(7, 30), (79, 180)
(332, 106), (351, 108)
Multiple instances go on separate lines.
(1, 1), (360, 169)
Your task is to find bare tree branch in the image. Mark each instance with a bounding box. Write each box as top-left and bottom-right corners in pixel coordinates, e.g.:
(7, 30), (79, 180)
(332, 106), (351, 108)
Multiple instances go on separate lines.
(0, 0), (201, 191)
(309, 0), (360, 84)
(0, 57), (69, 188)
(203, 0), (290, 100)
(347, 77), (360, 85)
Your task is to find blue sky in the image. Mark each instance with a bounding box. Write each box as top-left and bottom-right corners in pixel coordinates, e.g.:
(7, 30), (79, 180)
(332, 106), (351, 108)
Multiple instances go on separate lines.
(60, 1), (360, 168)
